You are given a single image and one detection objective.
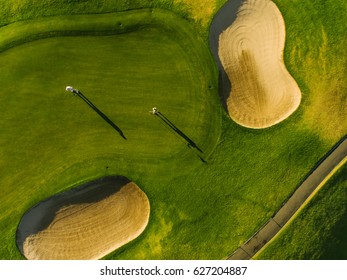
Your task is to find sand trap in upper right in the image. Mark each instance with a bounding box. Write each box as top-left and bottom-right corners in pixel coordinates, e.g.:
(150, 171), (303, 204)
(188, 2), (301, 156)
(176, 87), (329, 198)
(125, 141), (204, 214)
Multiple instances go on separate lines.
(219, 0), (301, 129)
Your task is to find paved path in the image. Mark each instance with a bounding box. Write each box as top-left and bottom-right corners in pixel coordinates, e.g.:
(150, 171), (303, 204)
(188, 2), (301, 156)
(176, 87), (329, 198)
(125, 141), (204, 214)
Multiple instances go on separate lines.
(228, 136), (347, 259)
(208, 0), (347, 260)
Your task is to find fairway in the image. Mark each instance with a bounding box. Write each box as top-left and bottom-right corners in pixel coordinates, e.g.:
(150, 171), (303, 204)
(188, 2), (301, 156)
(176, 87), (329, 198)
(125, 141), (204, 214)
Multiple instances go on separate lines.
(0, 0), (346, 260)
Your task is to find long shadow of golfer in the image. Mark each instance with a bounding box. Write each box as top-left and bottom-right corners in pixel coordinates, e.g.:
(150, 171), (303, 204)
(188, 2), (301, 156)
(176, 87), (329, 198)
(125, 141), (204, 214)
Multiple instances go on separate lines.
(156, 112), (203, 153)
(76, 91), (126, 140)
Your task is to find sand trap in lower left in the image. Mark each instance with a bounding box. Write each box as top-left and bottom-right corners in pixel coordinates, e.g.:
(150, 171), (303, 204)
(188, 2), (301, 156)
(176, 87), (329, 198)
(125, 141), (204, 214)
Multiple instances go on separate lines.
(23, 182), (150, 260)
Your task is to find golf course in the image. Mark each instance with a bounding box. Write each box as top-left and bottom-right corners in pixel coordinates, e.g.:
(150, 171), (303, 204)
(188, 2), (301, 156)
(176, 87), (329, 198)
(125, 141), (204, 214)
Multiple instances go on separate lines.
(0, 0), (346, 260)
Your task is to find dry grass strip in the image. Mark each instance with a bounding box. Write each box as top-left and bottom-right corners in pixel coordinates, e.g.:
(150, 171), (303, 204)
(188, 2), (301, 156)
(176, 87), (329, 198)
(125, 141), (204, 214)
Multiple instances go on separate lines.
(219, 0), (301, 128)
(23, 182), (150, 260)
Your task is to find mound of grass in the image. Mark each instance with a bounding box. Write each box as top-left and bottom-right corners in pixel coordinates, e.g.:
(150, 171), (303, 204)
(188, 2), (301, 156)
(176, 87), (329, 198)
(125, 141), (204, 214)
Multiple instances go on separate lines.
(256, 162), (347, 259)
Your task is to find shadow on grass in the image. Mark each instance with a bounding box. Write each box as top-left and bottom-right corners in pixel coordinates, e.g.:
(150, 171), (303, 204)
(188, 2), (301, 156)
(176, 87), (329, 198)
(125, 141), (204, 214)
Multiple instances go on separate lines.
(156, 112), (203, 153)
(320, 208), (347, 259)
(154, 111), (207, 163)
(76, 90), (126, 140)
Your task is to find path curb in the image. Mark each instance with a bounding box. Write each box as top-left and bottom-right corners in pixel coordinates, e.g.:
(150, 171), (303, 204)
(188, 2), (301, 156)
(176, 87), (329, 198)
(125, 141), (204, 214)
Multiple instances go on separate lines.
(228, 135), (347, 259)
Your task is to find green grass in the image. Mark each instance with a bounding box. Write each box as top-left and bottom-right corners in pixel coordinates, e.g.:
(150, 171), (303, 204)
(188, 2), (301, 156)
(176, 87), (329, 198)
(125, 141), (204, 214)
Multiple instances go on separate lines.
(256, 162), (347, 260)
(248, 0), (347, 259)
(107, 115), (329, 259)
(0, 0), (225, 38)
(0, 9), (221, 259)
(108, 0), (347, 259)
(0, 0), (346, 260)
(273, 0), (347, 142)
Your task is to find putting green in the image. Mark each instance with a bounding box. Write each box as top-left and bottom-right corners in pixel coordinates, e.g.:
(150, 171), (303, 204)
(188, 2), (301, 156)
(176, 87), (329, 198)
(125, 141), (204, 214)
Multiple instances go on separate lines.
(0, 9), (221, 259)
(2, 1), (346, 260)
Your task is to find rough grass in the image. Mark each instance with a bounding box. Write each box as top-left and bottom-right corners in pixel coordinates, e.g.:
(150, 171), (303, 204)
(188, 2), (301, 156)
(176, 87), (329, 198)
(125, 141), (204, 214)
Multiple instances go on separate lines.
(256, 162), (347, 260)
(0, 0), (224, 38)
(249, 0), (347, 259)
(106, 114), (330, 259)
(0, 0), (346, 260)
(273, 0), (347, 142)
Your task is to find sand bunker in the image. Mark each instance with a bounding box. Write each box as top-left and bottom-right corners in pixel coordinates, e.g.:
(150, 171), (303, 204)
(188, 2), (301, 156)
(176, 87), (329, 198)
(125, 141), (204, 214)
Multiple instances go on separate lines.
(23, 180), (150, 260)
(218, 0), (301, 128)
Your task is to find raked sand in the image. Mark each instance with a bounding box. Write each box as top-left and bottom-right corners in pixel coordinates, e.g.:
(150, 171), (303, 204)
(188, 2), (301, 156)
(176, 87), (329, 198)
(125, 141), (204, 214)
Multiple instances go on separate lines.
(219, 0), (301, 128)
(23, 182), (150, 260)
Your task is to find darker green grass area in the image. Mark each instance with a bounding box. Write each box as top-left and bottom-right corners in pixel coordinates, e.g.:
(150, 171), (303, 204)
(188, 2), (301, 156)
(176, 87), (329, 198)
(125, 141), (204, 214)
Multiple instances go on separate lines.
(257, 163), (347, 260)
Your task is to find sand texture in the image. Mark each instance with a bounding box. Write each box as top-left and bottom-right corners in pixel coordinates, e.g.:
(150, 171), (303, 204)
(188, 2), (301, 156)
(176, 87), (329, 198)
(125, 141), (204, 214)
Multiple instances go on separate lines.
(23, 182), (150, 260)
(219, 0), (301, 128)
